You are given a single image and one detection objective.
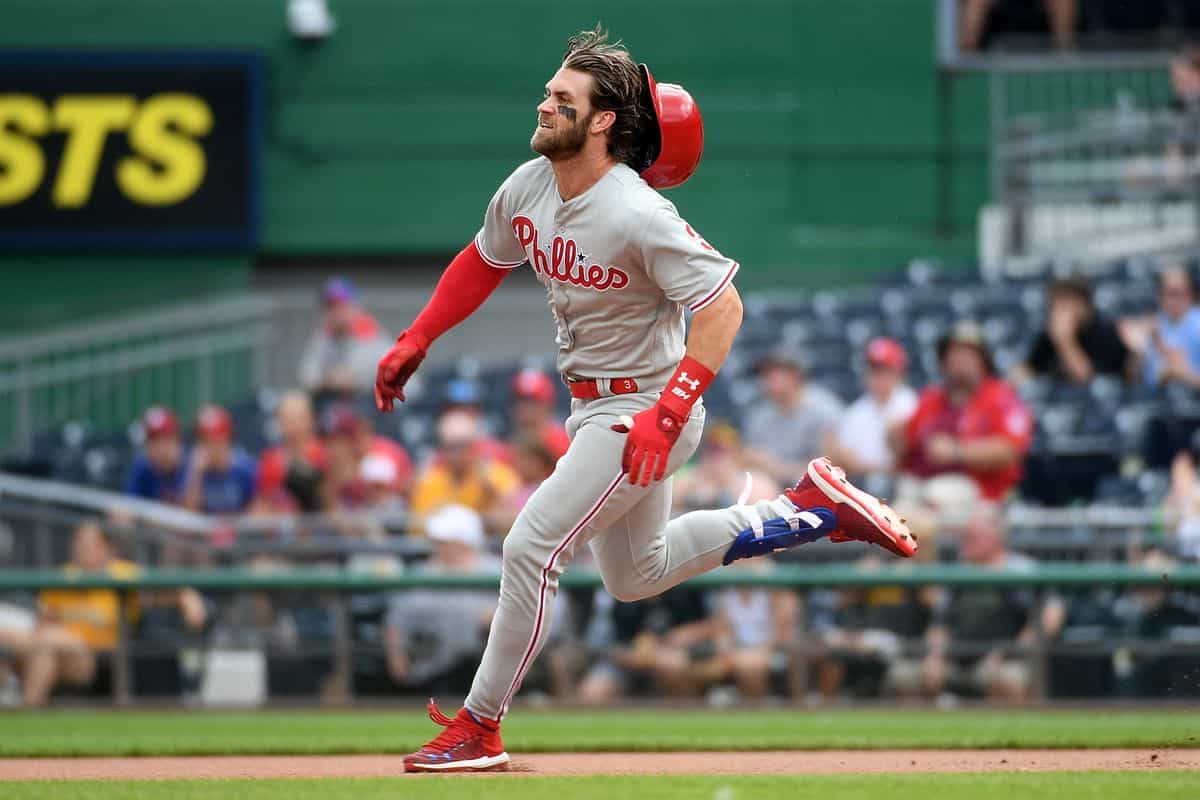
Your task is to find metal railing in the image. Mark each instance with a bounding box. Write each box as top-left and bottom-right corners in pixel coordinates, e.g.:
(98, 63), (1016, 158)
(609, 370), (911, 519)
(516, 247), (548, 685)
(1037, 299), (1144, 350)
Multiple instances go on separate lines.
(934, 0), (1200, 275)
(1, 564), (1196, 707)
(0, 469), (1175, 571)
(0, 472), (437, 571)
(0, 288), (556, 457)
(980, 57), (1200, 276)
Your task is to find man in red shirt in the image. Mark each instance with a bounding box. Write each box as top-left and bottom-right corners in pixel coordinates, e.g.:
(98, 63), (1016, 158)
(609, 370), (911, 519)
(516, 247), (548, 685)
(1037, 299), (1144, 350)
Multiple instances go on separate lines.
(895, 323), (1033, 538)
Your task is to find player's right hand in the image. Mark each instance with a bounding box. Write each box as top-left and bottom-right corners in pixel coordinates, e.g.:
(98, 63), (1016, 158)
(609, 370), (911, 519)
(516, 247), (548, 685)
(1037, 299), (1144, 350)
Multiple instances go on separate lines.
(374, 329), (431, 412)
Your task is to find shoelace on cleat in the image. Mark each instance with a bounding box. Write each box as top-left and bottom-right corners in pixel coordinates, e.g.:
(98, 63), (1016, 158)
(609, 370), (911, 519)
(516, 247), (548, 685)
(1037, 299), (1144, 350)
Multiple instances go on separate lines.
(421, 700), (478, 753)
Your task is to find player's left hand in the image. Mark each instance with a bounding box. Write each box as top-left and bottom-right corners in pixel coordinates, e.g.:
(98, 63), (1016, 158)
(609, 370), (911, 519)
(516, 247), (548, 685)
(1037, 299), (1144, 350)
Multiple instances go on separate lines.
(611, 404), (686, 487)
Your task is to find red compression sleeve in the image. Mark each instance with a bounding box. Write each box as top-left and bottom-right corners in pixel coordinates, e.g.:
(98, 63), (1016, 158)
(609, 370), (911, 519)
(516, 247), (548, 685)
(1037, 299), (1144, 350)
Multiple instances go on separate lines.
(658, 355), (716, 420)
(408, 241), (511, 345)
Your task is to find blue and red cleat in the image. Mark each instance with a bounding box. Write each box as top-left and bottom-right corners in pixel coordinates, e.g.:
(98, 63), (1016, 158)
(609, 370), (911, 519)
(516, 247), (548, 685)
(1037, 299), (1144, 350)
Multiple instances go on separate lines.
(787, 457), (917, 558)
(403, 700), (509, 773)
(723, 457), (917, 564)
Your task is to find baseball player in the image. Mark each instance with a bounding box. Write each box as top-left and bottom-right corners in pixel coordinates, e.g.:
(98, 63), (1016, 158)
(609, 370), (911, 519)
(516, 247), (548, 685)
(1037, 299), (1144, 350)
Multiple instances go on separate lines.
(374, 27), (917, 772)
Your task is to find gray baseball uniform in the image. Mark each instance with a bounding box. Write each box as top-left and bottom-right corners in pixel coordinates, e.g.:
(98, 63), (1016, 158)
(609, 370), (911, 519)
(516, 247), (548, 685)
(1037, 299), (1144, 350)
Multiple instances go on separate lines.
(463, 158), (797, 720)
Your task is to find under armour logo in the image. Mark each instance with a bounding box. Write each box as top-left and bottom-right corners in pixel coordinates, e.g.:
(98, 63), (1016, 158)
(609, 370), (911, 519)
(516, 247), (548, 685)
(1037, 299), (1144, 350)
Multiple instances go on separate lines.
(676, 372), (701, 391)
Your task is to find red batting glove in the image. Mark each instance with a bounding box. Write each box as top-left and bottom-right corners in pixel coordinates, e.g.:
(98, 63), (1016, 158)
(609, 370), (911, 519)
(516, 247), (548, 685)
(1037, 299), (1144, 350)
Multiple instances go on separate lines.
(610, 355), (716, 486)
(374, 329), (430, 412)
(611, 404), (686, 487)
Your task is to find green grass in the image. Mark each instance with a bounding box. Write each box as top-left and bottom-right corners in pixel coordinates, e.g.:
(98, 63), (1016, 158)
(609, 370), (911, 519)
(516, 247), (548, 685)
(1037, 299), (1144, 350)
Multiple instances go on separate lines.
(0, 709), (1197, 757)
(3, 774), (1199, 800)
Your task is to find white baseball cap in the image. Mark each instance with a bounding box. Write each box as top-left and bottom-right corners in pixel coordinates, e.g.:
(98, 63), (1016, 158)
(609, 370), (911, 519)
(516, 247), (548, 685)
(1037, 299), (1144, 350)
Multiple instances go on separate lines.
(425, 504), (485, 550)
(359, 453), (398, 486)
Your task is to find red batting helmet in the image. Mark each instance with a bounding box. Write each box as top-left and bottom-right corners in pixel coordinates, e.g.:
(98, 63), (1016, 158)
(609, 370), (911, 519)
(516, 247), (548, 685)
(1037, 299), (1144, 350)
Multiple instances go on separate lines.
(636, 64), (704, 190)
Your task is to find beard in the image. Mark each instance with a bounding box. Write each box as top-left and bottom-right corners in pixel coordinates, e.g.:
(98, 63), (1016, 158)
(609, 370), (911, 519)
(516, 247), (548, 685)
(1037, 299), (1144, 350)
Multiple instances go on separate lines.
(530, 110), (593, 161)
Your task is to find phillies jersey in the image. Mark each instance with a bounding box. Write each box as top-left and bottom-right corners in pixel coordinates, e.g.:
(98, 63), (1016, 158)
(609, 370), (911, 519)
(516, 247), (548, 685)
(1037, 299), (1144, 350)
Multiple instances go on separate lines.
(474, 158), (739, 382)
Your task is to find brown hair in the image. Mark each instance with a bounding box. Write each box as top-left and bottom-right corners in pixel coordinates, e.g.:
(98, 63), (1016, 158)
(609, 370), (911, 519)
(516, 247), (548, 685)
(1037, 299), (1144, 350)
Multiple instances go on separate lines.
(562, 25), (647, 168)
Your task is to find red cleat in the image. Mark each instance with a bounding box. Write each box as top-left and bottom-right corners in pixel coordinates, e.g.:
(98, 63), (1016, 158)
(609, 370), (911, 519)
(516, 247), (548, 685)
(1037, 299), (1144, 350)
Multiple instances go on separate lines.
(403, 700), (510, 773)
(784, 457), (918, 558)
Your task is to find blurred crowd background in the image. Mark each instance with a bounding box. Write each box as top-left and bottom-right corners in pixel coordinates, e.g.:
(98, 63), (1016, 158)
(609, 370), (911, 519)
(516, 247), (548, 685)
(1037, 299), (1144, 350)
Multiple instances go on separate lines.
(4, 1), (1200, 709)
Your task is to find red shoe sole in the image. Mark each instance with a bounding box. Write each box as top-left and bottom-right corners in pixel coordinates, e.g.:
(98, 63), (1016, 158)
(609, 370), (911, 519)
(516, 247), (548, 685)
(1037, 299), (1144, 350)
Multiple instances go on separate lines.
(805, 458), (917, 558)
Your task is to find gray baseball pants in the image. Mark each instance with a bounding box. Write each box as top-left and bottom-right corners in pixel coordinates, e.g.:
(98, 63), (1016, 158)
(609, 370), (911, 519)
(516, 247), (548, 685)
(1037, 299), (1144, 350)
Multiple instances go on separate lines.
(463, 389), (799, 720)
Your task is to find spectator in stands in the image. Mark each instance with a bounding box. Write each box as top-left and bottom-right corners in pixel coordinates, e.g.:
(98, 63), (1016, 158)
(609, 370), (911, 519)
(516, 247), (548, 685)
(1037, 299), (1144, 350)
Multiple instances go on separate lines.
(831, 338), (917, 481)
(958, 0), (1077, 52)
(509, 369), (570, 462)
(359, 453), (406, 512)
(673, 429), (781, 536)
(298, 277), (390, 402)
(328, 451), (410, 570)
(1130, 266), (1200, 388)
(742, 347), (843, 485)
(442, 378), (513, 465)
(1170, 38), (1200, 110)
(892, 507), (1064, 704)
(410, 409), (520, 534)
(1016, 277), (1131, 384)
(496, 434), (560, 531)
(0, 521), (137, 706)
(181, 405), (257, 515)
(1165, 438), (1200, 560)
(577, 585), (718, 703)
(130, 582), (210, 698)
(1114, 549), (1200, 697)
(323, 402), (412, 510)
(673, 422), (771, 514)
(382, 505), (498, 695)
(704, 562), (799, 700)
(816, 556), (936, 702)
(895, 323), (1033, 536)
(124, 406), (186, 504)
(253, 392), (327, 514)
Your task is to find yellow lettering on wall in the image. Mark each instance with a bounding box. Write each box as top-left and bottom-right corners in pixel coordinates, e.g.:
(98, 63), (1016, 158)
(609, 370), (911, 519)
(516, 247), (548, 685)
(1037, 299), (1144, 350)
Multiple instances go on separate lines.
(117, 94), (211, 206)
(51, 95), (136, 207)
(0, 94), (50, 206)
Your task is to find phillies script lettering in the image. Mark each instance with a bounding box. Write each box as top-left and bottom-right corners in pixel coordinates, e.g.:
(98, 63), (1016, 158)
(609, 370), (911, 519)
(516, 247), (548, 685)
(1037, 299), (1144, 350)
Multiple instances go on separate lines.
(512, 215), (629, 292)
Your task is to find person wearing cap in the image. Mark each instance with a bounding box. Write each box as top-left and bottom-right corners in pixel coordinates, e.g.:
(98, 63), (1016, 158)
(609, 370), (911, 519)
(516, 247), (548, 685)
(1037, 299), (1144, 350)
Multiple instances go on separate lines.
(322, 402), (413, 509)
(298, 277), (391, 401)
(510, 369), (570, 462)
(1015, 276), (1131, 385)
(383, 505), (499, 695)
(441, 379), (514, 466)
(897, 322), (1033, 520)
(359, 453), (405, 510)
(831, 338), (917, 480)
(181, 405), (257, 515)
(252, 392), (328, 514)
(410, 410), (520, 533)
(124, 406), (186, 504)
(741, 346), (843, 484)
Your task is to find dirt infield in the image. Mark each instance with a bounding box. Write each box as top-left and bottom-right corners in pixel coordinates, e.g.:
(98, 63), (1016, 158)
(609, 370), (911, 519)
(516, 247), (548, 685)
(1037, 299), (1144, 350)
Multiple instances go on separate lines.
(1, 750), (1196, 780)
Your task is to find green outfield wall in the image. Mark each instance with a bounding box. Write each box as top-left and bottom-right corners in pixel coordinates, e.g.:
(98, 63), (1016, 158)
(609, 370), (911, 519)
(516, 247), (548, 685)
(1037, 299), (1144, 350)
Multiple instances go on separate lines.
(0, 1), (987, 328)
